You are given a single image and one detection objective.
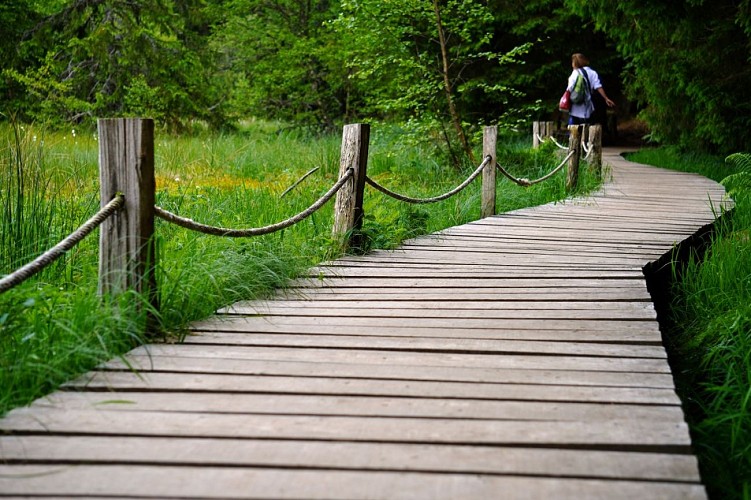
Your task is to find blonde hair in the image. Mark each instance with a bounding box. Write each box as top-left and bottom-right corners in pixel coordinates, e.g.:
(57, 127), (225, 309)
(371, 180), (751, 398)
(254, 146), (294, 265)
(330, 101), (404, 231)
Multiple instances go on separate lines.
(571, 53), (590, 69)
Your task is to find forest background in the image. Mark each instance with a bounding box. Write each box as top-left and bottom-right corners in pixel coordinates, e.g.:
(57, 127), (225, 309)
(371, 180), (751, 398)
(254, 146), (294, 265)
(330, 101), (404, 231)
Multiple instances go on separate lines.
(1, 0), (750, 154)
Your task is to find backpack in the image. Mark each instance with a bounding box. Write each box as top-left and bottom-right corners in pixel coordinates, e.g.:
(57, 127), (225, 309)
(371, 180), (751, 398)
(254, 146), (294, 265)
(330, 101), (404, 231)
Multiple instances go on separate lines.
(570, 69), (590, 104)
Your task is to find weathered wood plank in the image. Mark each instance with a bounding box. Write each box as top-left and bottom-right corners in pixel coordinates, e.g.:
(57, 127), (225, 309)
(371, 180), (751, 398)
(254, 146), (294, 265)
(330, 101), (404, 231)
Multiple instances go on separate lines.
(27, 391), (682, 422)
(289, 277), (650, 289)
(0, 408), (692, 448)
(106, 344), (673, 373)
(181, 332), (667, 359)
(0, 465), (707, 499)
(97, 357), (678, 391)
(220, 305), (657, 321)
(67, 371), (682, 404)
(189, 323), (662, 343)
(0, 436), (700, 481)
(280, 287), (653, 301)
(223, 299), (655, 311)
(197, 315), (663, 337)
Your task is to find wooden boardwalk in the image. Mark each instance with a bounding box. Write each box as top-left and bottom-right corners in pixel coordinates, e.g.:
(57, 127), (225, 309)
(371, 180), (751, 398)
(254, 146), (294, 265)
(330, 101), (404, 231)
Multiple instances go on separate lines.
(0, 150), (728, 499)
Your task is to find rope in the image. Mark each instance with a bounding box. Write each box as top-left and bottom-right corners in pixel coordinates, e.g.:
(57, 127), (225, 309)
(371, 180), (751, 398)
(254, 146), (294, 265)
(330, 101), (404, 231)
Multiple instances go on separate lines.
(496, 150), (575, 187)
(583, 140), (594, 160)
(0, 195), (125, 294)
(280, 166), (320, 198)
(550, 136), (568, 150)
(365, 156), (491, 204)
(155, 169), (354, 237)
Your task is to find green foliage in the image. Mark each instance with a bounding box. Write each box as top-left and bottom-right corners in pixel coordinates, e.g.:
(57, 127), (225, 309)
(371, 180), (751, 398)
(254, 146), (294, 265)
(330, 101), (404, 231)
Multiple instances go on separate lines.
(3, 0), (228, 130)
(210, 0), (345, 130)
(675, 204), (751, 499)
(329, 0), (532, 159)
(723, 153), (751, 200)
(566, 0), (751, 153)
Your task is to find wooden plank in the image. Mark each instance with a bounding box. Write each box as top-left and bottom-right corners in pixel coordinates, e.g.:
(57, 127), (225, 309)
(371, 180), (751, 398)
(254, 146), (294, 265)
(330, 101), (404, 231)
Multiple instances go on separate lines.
(97, 356), (678, 391)
(67, 371), (682, 404)
(281, 288), (653, 301)
(0, 408), (693, 448)
(189, 322), (663, 343)
(219, 305), (657, 321)
(0, 465), (707, 499)
(27, 392), (682, 422)
(223, 299), (656, 311)
(337, 249), (661, 265)
(309, 267), (650, 278)
(181, 332), (667, 359)
(197, 315), (663, 337)
(289, 277), (650, 289)
(0, 435), (701, 481)
(106, 344), (674, 373)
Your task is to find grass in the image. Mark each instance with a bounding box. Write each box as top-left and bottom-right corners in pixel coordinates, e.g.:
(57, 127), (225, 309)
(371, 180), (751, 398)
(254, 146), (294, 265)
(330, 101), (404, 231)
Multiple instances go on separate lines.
(629, 147), (751, 500)
(0, 119), (600, 416)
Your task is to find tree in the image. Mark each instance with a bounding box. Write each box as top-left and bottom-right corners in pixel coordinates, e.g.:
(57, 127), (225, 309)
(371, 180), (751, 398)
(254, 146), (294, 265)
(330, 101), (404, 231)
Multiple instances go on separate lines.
(211, 0), (346, 131)
(330, 0), (530, 165)
(3, 0), (228, 130)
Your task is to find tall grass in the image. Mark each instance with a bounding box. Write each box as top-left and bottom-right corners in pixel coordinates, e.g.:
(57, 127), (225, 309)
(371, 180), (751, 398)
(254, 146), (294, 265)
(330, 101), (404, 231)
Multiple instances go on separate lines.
(629, 147), (751, 499)
(1, 120), (599, 416)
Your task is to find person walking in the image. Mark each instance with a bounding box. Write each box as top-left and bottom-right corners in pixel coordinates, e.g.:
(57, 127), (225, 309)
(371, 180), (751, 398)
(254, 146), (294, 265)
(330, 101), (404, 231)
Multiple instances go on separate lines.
(567, 53), (615, 125)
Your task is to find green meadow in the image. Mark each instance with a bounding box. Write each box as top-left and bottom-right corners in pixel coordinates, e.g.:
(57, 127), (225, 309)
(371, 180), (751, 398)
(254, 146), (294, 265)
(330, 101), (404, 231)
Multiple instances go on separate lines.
(0, 120), (598, 416)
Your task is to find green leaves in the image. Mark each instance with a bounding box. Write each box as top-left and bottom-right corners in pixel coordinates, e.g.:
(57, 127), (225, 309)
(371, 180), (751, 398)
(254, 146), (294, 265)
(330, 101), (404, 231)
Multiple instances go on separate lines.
(723, 153), (751, 199)
(3, 0), (228, 129)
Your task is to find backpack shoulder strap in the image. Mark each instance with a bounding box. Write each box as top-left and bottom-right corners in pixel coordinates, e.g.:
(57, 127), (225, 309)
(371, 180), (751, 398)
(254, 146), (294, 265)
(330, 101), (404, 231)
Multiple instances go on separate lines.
(579, 69), (592, 94)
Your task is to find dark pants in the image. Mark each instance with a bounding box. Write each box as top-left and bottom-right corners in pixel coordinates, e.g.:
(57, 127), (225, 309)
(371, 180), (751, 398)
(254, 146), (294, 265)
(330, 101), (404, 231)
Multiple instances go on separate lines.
(568, 115), (591, 125)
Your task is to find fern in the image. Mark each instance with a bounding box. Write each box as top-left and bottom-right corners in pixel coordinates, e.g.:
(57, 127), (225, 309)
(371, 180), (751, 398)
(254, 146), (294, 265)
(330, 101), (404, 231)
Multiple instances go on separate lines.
(722, 153), (751, 197)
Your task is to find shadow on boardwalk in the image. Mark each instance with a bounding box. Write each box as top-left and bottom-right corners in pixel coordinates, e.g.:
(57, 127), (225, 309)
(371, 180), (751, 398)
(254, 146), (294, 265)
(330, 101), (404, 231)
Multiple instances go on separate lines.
(0, 149), (729, 499)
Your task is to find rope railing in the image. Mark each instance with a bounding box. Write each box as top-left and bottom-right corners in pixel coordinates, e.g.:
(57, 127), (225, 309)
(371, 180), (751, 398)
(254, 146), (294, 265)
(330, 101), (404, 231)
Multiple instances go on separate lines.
(2, 119), (593, 322)
(582, 139), (595, 160)
(365, 155), (491, 204)
(154, 168), (353, 237)
(550, 136), (568, 150)
(536, 133), (570, 151)
(280, 166), (320, 198)
(0, 194), (124, 294)
(496, 150), (575, 187)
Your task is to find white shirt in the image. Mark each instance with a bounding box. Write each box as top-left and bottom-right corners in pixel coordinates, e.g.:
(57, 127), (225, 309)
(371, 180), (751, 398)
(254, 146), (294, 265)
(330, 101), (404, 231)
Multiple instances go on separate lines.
(567, 66), (601, 119)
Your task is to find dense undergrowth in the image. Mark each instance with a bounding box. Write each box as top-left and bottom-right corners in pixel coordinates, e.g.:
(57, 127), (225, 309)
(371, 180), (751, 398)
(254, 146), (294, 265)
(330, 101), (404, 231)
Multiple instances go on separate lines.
(0, 120), (599, 416)
(629, 147), (751, 500)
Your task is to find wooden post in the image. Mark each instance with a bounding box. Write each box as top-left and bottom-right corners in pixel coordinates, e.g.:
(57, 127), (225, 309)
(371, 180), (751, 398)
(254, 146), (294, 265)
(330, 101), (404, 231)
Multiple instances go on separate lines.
(333, 123), (370, 249)
(589, 124), (603, 178)
(98, 118), (158, 318)
(533, 121), (556, 148)
(566, 124), (582, 192)
(544, 121), (554, 142)
(481, 126), (497, 218)
(532, 121), (541, 148)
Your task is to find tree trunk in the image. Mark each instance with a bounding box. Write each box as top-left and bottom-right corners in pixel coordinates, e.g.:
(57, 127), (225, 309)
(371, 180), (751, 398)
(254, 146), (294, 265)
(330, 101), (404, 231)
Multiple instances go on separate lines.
(432, 0), (475, 165)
